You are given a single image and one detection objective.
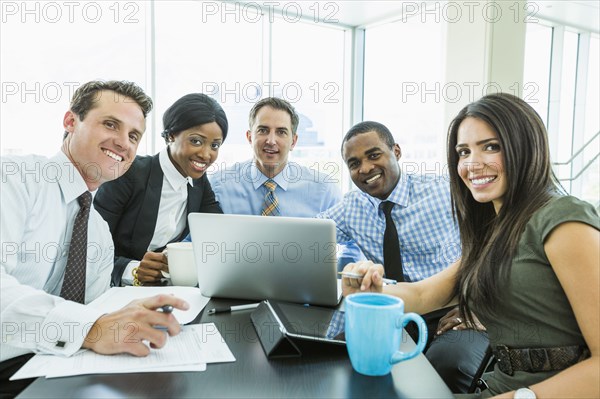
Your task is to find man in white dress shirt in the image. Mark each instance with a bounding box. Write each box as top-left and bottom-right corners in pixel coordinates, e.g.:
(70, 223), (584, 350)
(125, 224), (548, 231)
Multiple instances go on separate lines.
(0, 80), (189, 396)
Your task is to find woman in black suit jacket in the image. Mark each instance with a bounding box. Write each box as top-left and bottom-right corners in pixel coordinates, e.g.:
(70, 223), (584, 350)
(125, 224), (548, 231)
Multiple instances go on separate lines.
(95, 93), (227, 286)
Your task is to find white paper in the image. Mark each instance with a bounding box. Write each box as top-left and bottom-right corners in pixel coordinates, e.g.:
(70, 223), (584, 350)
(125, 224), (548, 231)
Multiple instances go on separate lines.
(88, 286), (210, 325)
(9, 355), (54, 380)
(11, 323), (234, 380)
(189, 323), (237, 364)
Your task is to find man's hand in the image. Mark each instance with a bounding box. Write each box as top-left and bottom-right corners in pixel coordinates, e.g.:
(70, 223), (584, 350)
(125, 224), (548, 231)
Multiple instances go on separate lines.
(341, 261), (385, 297)
(137, 251), (168, 286)
(436, 306), (486, 336)
(82, 294), (189, 356)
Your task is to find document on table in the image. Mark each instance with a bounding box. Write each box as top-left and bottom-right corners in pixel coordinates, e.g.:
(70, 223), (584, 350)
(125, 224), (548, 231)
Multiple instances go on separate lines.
(88, 286), (210, 324)
(11, 323), (235, 380)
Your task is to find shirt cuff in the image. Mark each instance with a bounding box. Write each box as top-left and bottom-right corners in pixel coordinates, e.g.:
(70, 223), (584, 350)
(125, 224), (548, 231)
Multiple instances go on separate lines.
(122, 260), (140, 286)
(36, 300), (105, 356)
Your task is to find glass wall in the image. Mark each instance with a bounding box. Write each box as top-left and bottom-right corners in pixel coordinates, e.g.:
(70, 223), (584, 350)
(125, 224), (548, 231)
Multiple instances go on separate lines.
(271, 18), (347, 184)
(363, 15), (447, 175)
(2, 1), (597, 203)
(523, 23), (552, 126)
(580, 34), (599, 205)
(154, 0), (263, 165)
(524, 20), (599, 205)
(1, 1), (149, 155)
(1, 0), (348, 190)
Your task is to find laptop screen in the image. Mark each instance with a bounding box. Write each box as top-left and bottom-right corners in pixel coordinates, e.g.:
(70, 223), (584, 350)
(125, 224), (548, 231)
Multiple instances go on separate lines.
(188, 213), (341, 306)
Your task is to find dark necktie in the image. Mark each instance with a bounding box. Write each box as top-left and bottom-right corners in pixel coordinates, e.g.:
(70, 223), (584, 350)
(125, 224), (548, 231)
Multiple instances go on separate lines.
(382, 201), (404, 282)
(60, 191), (92, 303)
(261, 179), (281, 216)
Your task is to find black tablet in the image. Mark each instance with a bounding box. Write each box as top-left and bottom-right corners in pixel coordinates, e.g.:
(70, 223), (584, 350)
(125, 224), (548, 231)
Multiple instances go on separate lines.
(266, 300), (346, 344)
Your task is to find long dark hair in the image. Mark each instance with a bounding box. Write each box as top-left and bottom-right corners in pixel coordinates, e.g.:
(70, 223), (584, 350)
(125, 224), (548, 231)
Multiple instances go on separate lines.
(447, 93), (562, 322)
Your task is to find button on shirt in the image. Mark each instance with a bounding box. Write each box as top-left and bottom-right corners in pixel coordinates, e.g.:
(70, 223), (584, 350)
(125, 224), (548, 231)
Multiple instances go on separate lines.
(318, 174), (461, 282)
(122, 147), (191, 284)
(1, 152), (112, 362)
(209, 159), (342, 217)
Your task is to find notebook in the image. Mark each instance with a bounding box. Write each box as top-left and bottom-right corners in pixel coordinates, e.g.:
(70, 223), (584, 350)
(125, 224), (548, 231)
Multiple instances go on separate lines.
(188, 213), (342, 306)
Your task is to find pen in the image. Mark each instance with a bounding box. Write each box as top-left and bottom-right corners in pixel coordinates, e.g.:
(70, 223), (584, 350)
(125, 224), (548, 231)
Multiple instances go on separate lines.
(338, 271), (397, 285)
(159, 305), (174, 313)
(154, 305), (174, 331)
(208, 303), (261, 315)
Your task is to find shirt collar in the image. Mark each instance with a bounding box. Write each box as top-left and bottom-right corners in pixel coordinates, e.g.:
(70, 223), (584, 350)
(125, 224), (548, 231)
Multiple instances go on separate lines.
(365, 172), (410, 209)
(53, 151), (92, 204)
(160, 147), (193, 190)
(250, 160), (291, 191)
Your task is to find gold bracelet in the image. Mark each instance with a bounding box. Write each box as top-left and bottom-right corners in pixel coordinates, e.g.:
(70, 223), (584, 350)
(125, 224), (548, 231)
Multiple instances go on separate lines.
(132, 267), (142, 286)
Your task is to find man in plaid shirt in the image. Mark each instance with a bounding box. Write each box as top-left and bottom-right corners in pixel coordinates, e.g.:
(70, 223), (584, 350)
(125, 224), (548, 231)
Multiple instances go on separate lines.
(319, 121), (488, 393)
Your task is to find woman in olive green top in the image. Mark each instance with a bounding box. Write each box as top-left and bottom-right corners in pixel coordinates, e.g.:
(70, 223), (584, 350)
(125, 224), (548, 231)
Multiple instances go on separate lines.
(342, 93), (599, 398)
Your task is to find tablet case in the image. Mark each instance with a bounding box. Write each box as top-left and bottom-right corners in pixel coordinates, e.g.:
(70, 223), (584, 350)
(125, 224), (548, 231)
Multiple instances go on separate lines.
(251, 301), (302, 358)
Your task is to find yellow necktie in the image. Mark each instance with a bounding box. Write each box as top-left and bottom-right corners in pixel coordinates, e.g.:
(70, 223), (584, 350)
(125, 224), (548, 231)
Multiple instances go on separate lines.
(261, 180), (281, 216)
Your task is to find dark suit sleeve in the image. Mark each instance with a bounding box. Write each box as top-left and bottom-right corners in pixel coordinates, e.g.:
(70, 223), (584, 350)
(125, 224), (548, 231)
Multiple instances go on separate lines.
(111, 256), (134, 287)
(199, 175), (224, 214)
(94, 174), (136, 286)
(94, 175), (133, 230)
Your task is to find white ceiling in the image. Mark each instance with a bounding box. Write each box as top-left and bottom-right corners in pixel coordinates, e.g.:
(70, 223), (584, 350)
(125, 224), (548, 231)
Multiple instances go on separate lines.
(229, 1), (599, 32)
(533, 1), (599, 33)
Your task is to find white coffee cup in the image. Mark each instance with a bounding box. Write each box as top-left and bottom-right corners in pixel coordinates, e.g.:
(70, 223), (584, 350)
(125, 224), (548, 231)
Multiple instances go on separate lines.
(166, 242), (197, 287)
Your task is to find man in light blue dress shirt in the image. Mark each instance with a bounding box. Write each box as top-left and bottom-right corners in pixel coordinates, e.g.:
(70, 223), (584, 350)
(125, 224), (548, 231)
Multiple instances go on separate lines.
(319, 121), (489, 393)
(199, 97), (361, 263)
(209, 97), (341, 217)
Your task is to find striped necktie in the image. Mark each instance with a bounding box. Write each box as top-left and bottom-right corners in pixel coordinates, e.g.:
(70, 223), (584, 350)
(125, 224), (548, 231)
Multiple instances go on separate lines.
(60, 191), (92, 303)
(261, 179), (281, 216)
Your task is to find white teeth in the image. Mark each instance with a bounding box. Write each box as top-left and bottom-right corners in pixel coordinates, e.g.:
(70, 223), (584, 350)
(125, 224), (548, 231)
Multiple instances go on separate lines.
(103, 149), (122, 162)
(366, 174), (382, 184)
(192, 161), (206, 169)
(471, 176), (495, 185)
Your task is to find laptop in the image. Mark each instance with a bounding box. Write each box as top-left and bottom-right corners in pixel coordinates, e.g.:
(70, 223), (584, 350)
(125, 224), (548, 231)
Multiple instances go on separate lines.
(188, 213), (342, 306)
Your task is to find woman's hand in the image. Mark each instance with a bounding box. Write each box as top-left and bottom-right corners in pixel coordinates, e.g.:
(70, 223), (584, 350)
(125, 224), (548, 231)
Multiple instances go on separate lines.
(341, 260), (385, 297)
(135, 251), (168, 286)
(436, 307), (486, 336)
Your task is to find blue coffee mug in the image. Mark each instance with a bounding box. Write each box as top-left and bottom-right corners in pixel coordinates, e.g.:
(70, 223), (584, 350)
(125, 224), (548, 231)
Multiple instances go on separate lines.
(345, 293), (427, 376)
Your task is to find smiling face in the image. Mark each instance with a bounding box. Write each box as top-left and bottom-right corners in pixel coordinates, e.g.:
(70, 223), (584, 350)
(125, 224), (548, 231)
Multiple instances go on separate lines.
(455, 117), (507, 213)
(167, 122), (223, 179)
(62, 90), (146, 191)
(246, 106), (298, 178)
(342, 130), (401, 200)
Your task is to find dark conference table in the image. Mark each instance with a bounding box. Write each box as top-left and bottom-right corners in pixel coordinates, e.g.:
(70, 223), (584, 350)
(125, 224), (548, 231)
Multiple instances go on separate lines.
(18, 298), (454, 398)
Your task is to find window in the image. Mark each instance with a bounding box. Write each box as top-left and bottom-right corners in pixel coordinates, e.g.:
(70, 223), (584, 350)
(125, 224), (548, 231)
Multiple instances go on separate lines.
(363, 15), (447, 175)
(1, 1), (149, 156)
(580, 34), (599, 205)
(154, 0), (263, 166)
(1, 1), (349, 194)
(523, 23), (552, 126)
(271, 18), (347, 186)
(524, 19), (599, 205)
(153, 3), (348, 191)
(555, 30), (579, 170)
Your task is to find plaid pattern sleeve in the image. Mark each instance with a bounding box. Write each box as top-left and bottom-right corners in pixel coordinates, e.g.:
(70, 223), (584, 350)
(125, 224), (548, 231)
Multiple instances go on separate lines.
(317, 202), (352, 243)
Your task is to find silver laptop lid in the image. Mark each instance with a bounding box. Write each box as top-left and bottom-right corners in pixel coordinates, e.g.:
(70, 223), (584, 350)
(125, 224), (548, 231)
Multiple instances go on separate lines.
(188, 213), (340, 306)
